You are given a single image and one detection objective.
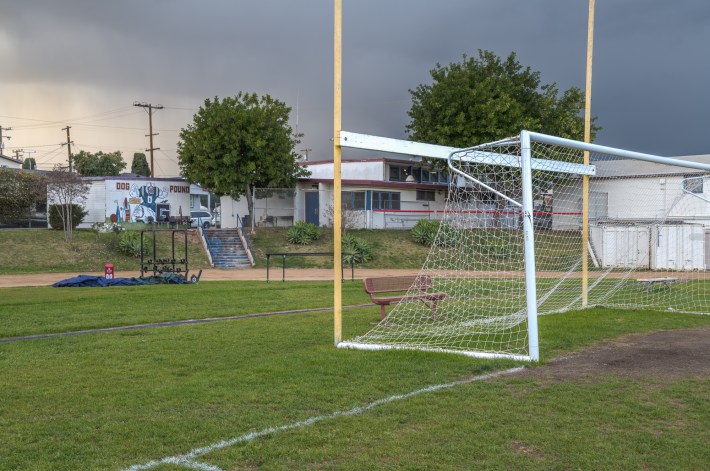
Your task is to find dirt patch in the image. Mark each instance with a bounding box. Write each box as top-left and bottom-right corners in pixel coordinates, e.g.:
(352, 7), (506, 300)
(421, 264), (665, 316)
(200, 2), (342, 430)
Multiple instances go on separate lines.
(510, 440), (544, 460)
(514, 327), (710, 382)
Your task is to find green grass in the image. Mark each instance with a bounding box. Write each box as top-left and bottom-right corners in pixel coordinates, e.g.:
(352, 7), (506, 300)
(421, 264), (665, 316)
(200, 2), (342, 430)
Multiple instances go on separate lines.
(251, 228), (432, 269)
(0, 281), (708, 470)
(0, 281), (368, 338)
(0, 229), (211, 275)
(0, 226), (593, 274)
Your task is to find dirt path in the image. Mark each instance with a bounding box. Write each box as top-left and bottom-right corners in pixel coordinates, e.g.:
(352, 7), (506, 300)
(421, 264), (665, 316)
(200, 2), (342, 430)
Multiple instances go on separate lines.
(0, 268), (421, 288)
(512, 327), (710, 381)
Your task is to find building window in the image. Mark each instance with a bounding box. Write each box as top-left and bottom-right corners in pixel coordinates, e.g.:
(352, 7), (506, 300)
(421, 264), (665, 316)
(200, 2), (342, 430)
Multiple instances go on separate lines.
(372, 191), (401, 210)
(342, 191), (366, 210)
(683, 175), (703, 194)
(416, 189), (435, 201)
(389, 165), (409, 182)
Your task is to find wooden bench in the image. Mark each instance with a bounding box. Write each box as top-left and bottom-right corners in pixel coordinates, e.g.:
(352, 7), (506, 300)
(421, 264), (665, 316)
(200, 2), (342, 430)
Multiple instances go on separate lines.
(363, 275), (447, 321)
(636, 277), (679, 292)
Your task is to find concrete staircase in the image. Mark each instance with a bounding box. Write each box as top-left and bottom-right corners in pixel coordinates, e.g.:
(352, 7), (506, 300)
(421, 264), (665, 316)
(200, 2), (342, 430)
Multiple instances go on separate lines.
(203, 229), (252, 268)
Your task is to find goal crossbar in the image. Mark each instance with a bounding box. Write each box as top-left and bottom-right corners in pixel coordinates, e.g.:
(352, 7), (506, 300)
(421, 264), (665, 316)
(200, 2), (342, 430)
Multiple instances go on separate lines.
(341, 131), (597, 176)
(342, 130), (710, 175)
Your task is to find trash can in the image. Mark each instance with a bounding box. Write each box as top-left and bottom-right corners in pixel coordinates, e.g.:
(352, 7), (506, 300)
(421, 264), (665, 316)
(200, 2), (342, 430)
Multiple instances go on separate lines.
(104, 263), (114, 280)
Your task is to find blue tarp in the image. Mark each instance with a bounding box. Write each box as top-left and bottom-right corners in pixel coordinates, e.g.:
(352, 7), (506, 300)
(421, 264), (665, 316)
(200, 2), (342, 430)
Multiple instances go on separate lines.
(53, 274), (193, 287)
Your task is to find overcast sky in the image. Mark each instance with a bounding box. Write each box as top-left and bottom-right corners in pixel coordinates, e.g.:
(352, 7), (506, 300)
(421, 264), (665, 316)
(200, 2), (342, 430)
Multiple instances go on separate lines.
(1, 0), (708, 176)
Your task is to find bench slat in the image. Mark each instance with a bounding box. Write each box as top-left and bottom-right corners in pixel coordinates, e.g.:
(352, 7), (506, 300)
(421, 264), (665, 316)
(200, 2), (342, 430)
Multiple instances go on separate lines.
(363, 275), (446, 321)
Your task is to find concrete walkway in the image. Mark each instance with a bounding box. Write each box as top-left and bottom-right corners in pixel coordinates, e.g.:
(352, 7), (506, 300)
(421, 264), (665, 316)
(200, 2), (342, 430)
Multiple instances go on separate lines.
(0, 268), (421, 288)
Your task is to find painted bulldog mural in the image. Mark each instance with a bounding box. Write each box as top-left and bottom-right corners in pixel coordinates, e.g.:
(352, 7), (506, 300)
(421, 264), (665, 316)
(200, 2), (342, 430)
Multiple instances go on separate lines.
(129, 183), (169, 223)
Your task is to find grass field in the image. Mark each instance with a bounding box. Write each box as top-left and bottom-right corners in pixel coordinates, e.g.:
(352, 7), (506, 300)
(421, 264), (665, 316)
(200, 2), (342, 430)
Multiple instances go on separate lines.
(1, 280), (708, 470)
(0, 229), (211, 275)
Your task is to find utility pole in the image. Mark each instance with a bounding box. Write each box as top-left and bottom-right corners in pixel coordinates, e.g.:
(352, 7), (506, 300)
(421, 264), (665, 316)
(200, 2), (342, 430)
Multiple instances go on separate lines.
(133, 102), (163, 178)
(61, 126), (74, 172)
(13, 149), (23, 160)
(0, 125), (12, 157)
(300, 148), (312, 161)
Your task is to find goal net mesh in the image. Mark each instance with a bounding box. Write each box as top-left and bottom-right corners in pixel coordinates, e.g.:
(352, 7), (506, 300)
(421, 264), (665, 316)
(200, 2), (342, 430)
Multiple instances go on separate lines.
(344, 134), (710, 359)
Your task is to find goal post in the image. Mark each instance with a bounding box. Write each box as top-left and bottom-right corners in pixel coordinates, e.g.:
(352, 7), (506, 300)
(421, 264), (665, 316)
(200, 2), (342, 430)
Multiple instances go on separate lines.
(338, 130), (710, 361)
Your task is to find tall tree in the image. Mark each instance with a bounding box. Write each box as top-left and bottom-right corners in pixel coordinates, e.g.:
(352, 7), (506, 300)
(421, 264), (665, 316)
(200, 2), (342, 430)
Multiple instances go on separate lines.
(131, 152), (151, 176)
(46, 165), (89, 243)
(22, 158), (37, 170)
(72, 150), (126, 176)
(407, 50), (600, 227)
(178, 93), (309, 220)
(407, 50), (599, 147)
(0, 168), (46, 225)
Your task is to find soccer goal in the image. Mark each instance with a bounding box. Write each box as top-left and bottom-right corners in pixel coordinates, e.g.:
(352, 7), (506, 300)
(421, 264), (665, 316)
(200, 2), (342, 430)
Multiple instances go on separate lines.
(337, 130), (710, 361)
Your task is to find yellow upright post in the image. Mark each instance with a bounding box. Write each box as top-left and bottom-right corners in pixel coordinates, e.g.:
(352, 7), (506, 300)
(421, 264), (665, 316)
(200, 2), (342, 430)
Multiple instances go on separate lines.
(582, 0), (595, 307)
(333, 0), (343, 344)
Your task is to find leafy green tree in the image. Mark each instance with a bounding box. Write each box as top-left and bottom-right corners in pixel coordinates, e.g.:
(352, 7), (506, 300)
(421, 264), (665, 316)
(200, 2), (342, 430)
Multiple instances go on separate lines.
(407, 50), (599, 147)
(72, 150), (126, 176)
(178, 92), (309, 221)
(130, 152), (151, 176)
(407, 50), (600, 227)
(22, 158), (37, 170)
(46, 165), (89, 243)
(0, 169), (46, 225)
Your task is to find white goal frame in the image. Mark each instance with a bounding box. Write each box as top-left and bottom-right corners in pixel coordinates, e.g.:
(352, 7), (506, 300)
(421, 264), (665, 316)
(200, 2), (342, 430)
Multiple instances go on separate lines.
(337, 130), (710, 361)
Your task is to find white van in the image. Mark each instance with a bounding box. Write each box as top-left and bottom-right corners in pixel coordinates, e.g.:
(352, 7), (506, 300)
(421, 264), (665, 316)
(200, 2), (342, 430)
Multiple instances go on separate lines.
(190, 210), (212, 228)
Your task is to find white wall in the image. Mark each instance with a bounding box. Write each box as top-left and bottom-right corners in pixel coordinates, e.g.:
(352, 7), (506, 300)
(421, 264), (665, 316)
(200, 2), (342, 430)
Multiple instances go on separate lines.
(305, 160), (384, 181)
(219, 195), (248, 228)
(590, 175), (710, 223)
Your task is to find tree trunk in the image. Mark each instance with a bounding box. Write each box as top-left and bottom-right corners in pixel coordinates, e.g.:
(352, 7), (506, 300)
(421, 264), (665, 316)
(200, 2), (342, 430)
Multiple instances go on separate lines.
(244, 184), (254, 231)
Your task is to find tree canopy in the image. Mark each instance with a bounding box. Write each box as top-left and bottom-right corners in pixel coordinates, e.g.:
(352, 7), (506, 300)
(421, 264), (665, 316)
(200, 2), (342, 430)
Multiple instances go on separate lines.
(177, 92), (308, 218)
(406, 50), (599, 148)
(46, 165), (89, 242)
(131, 152), (151, 176)
(0, 169), (46, 225)
(22, 158), (37, 170)
(72, 150), (126, 176)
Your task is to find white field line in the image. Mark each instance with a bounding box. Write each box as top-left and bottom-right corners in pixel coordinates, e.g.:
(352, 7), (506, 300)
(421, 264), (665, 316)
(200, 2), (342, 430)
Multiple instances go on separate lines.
(122, 366), (525, 471)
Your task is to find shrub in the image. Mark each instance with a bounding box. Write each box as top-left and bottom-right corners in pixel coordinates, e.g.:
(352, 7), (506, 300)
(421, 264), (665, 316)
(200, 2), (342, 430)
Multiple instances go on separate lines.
(91, 222), (126, 235)
(119, 231), (148, 257)
(287, 221), (321, 245)
(411, 219), (440, 246)
(48, 204), (87, 230)
(342, 233), (373, 264)
(436, 222), (460, 247)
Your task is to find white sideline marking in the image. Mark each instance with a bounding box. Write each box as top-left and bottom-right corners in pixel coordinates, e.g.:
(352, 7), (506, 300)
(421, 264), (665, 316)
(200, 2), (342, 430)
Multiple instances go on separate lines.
(122, 367), (524, 470)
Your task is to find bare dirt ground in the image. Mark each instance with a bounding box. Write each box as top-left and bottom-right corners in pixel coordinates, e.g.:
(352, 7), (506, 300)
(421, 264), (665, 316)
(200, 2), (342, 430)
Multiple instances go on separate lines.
(0, 268), (421, 288)
(513, 327), (710, 381)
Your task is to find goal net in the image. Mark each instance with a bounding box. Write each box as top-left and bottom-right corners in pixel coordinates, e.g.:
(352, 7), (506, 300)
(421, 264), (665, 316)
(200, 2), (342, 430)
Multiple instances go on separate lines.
(339, 131), (710, 361)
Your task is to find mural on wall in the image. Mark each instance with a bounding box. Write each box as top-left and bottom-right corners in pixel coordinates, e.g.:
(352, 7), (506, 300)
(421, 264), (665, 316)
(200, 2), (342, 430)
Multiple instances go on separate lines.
(108, 181), (189, 225)
(129, 183), (169, 223)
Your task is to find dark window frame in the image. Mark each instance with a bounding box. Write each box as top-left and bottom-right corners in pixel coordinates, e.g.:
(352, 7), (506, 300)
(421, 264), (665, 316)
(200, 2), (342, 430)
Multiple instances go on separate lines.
(683, 175), (704, 194)
(372, 191), (401, 210)
(342, 190), (366, 210)
(416, 189), (436, 202)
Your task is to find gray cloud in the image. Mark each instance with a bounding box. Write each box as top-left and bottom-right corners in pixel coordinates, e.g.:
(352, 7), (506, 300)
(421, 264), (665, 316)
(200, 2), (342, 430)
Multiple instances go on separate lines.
(1, 0), (708, 174)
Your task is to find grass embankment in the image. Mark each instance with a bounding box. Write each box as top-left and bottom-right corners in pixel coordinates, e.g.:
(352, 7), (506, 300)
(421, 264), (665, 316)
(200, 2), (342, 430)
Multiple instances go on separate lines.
(0, 229), (211, 275)
(0, 226), (588, 274)
(251, 227), (434, 269)
(0, 281), (707, 470)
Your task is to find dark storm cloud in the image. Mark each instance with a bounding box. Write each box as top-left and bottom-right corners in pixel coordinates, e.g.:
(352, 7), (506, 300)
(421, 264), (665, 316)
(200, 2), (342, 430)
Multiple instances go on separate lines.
(2, 0), (709, 171)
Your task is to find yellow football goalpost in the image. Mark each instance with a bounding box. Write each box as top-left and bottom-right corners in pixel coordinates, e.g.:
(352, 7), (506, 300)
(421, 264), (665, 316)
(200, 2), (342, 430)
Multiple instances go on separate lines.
(331, 0), (599, 347)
